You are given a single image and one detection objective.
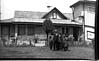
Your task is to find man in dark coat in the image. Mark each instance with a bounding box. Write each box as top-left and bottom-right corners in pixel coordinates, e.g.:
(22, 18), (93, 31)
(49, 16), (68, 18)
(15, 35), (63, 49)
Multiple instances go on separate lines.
(50, 29), (60, 51)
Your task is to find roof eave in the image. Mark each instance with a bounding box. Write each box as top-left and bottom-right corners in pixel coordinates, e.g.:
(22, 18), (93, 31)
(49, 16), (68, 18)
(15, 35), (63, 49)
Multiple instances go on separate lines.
(70, 1), (96, 8)
(0, 18), (82, 26)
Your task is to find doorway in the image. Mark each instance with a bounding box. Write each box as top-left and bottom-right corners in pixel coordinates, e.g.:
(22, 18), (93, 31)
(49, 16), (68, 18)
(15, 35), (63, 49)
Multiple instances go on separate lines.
(62, 27), (65, 34)
(73, 27), (79, 41)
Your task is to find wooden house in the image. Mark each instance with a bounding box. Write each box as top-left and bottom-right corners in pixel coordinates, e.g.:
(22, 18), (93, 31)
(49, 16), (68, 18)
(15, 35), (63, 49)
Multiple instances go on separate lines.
(0, 7), (82, 46)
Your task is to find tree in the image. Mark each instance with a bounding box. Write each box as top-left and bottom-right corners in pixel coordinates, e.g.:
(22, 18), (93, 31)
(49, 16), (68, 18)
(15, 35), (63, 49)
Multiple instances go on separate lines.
(43, 18), (54, 41)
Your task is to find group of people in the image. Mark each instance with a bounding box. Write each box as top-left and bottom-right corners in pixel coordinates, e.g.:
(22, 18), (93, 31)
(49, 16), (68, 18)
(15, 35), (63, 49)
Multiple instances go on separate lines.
(48, 29), (73, 51)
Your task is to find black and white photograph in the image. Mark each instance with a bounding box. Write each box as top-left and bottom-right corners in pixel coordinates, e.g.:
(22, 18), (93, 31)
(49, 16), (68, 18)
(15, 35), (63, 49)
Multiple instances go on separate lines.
(0, 0), (97, 60)
(0, 60), (96, 61)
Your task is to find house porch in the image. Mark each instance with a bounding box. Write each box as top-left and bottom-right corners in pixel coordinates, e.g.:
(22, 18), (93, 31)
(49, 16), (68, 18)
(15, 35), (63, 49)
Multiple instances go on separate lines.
(0, 23), (82, 46)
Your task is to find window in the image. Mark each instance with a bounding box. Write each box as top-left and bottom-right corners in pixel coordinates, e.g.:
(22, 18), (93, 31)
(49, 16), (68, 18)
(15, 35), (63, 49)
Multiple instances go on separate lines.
(87, 31), (94, 40)
(18, 25), (25, 35)
(52, 12), (57, 19)
(27, 25), (34, 35)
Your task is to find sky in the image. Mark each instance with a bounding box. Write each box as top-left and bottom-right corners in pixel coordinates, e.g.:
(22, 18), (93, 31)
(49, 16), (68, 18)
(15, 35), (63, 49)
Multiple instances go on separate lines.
(0, 0), (96, 19)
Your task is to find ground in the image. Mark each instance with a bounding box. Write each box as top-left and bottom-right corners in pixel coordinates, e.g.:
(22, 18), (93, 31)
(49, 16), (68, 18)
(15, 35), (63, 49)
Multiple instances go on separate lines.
(0, 46), (94, 59)
(2, 60), (98, 61)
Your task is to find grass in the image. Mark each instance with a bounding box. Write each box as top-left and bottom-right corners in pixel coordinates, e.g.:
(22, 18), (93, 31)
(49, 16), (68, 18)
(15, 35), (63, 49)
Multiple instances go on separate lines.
(0, 45), (94, 59)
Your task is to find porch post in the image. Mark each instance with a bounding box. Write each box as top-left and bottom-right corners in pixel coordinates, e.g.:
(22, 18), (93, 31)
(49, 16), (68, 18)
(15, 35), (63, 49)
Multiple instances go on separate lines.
(64, 27), (66, 34)
(0, 24), (1, 40)
(78, 28), (82, 41)
(15, 24), (18, 37)
(0, 24), (1, 41)
(26, 24), (28, 35)
(69, 27), (73, 35)
(15, 24), (18, 46)
(0, 24), (3, 47)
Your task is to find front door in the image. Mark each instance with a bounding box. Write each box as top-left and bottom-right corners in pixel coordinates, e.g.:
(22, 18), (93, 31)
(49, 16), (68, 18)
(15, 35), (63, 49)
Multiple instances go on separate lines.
(62, 27), (65, 34)
(73, 27), (79, 41)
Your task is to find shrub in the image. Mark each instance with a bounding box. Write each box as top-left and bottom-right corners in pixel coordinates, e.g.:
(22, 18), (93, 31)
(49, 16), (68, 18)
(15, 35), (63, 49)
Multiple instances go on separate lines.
(67, 35), (74, 46)
(16, 36), (35, 46)
(34, 36), (39, 43)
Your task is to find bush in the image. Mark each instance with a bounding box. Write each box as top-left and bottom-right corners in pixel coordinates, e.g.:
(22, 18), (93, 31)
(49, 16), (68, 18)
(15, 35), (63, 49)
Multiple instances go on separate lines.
(67, 35), (74, 46)
(1, 35), (9, 46)
(68, 35), (74, 41)
(16, 36), (35, 47)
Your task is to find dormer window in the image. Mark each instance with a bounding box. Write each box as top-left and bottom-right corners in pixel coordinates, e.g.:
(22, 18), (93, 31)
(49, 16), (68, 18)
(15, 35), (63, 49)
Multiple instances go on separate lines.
(42, 7), (67, 19)
(52, 12), (57, 19)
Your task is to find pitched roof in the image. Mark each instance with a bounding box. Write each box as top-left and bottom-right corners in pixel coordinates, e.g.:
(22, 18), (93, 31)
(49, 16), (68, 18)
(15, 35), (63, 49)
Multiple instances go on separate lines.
(70, 0), (96, 8)
(14, 11), (46, 19)
(42, 7), (68, 19)
(64, 13), (73, 20)
(0, 18), (14, 23)
(14, 9), (73, 20)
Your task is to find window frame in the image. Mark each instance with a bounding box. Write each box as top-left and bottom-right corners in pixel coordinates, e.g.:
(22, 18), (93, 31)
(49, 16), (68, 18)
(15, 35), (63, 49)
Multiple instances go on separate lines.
(52, 12), (57, 19)
(87, 31), (94, 40)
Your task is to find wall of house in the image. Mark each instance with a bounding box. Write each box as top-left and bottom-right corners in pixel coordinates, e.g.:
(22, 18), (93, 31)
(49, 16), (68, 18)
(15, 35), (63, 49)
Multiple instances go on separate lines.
(73, 3), (95, 24)
(85, 27), (94, 42)
(85, 7), (95, 27)
(73, 4), (83, 19)
(73, 3), (95, 42)
(55, 26), (73, 36)
(84, 3), (95, 42)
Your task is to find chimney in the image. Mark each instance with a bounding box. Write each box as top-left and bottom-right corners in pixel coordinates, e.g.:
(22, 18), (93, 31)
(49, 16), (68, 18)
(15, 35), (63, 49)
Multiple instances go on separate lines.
(47, 6), (52, 12)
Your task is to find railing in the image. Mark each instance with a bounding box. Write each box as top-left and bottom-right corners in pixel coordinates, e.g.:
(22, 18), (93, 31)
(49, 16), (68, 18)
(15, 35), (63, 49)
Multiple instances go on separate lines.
(0, 35), (47, 47)
(0, 35), (94, 48)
